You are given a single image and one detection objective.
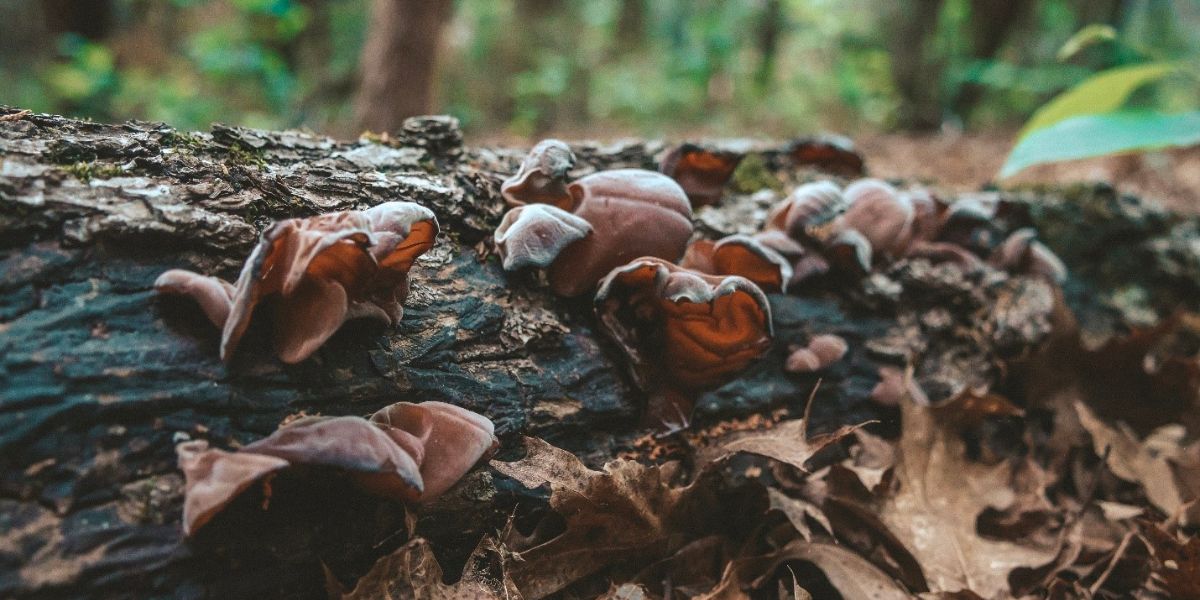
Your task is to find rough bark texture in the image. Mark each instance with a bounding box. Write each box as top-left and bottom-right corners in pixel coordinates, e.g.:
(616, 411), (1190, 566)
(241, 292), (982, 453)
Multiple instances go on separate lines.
(1, 106), (1198, 599)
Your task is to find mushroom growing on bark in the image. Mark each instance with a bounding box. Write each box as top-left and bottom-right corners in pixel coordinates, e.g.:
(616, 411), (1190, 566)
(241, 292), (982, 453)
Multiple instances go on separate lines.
(989, 228), (1068, 283)
(495, 141), (694, 297)
(594, 257), (773, 429)
(658, 143), (745, 208)
(785, 334), (849, 373)
(680, 234), (793, 293)
(156, 202), (439, 363)
(177, 401), (496, 535)
(500, 139), (577, 209)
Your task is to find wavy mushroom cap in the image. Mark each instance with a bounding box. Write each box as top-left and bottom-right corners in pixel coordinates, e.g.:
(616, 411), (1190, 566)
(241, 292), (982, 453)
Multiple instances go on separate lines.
(154, 269), (236, 329)
(786, 135), (866, 177)
(937, 196), (1003, 256)
(175, 401), (496, 535)
(360, 202), (441, 321)
(241, 416), (425, 501)
(595, 257), (772, 392)
(177, 440), (289, 536)
(680, 235), (793, 293)
(840, 178), (915, 261)
(370, 401), (498, 502)
(785, 334), (848, 373)
(176, 417), (424, 536)
(495, 169), (694, 297)
(167, 202), (442, 364)
(764, 180), (846, 242)
(500, 139), (577, 209)
(658, 143), (744, 208)
(221, 211), (376, 363)
(990, 228), (1068, 283)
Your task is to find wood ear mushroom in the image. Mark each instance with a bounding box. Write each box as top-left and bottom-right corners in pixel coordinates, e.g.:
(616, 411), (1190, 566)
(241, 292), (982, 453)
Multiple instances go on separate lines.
(156, 202), (439, 364)
(495, 140), (694, 297)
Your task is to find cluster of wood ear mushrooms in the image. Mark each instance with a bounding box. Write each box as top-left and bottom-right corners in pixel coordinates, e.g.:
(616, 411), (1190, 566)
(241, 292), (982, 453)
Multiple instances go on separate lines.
(495, 139), (1069, 427)
(154, 135), (1070, 533)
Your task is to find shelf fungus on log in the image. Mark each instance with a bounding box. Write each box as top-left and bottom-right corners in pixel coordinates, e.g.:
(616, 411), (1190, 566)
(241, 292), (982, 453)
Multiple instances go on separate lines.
(658, 143), (745, 208)
(495, 141), (694, 297)
(177, 401), (496, 536)
(680, 234), (793, 293)
(594, 257), (773, 429)
(155, 201), (439, 363)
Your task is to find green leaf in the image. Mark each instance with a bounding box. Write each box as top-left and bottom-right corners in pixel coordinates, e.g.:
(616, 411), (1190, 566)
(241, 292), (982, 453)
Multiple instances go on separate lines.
(1016, 62), (1178, 141)
(1057, 24), (1118, 62)
(1000, 110), (1200, 178)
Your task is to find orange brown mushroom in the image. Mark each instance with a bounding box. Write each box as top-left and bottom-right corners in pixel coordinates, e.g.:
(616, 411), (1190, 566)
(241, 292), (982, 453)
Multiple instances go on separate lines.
(155, 201), (439, 363)
(177, 401), (496, 536)
(658, 143), (745, 208)
(594, 257), (773, 429)
(495, 141), (694, 297)
(679, 234), (793, 293)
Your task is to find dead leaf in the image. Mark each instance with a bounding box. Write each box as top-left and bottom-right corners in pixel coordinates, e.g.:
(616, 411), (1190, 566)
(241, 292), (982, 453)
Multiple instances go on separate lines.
(876, 386), (1058, 597)
(717, 418), (868, 473)
(342, 537), (515, 600)
(1075, 401), (1189, 518)
(1142, 523), (1200, 598)
(767, 488), (831, 542)
(697, 541), (910, 600)
(491, 437), (765, 599)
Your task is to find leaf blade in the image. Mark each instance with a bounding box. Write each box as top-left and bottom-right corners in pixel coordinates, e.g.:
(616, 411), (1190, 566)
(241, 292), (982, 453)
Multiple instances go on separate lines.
(1000, 110), (1200, 178)
(1016, 62), (1178, 141)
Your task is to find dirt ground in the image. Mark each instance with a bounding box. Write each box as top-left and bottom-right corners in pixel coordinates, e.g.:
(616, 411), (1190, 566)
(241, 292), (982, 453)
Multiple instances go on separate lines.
(857, 130), (1200, 215)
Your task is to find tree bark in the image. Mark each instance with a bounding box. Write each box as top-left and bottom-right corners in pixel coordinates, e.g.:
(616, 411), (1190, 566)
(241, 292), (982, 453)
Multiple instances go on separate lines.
(1, 106), (1197, 598)
(354, 0), (454, 133)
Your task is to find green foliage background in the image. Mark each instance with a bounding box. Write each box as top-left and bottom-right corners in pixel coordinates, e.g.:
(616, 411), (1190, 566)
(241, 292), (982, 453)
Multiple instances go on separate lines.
(1, 0), (1197, 137)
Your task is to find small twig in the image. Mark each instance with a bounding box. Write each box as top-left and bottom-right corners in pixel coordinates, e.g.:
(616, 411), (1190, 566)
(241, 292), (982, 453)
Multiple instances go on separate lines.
(1089, 530), (1135, 594)
(800, 378), (822, 440)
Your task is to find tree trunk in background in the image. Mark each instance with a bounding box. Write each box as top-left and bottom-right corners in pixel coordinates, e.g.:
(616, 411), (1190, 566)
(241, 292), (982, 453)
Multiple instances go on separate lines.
(40, 0), (113, 40)
(885, 0), (946, 131)
(755, 0), (784, 94)
(951, 0), (1034, 123)
(614, 0), (646, 55)
(354, 0), (454, 133)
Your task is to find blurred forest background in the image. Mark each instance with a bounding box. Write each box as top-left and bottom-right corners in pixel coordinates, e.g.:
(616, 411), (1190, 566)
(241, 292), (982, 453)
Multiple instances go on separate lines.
(2, 0), (1196, 136)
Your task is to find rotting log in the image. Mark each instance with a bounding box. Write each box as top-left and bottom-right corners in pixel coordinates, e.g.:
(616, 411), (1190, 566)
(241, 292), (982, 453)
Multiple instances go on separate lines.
(2, 106), (1198, 599)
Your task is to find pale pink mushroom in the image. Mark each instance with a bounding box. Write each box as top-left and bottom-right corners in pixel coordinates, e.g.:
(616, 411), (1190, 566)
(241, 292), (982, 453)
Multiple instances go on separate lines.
(785, 334), (849, 373)
(495, 163), (694, 297)
(176, 401), (497, 536)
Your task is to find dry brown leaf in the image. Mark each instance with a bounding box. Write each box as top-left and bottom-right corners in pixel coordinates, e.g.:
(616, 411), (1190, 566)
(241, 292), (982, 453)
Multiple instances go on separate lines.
(767, 488), (831, 542)
(341, 537), (516, 600)
(1075, 401), (1190, 518)
(877, 388), (1058, 597)
(1142, 523), (1200, 598)
(696, 541), (911, 600)
(717, 418), (868, 472)
(597, 583), (658, 600)
(491, 437), (761, 599)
